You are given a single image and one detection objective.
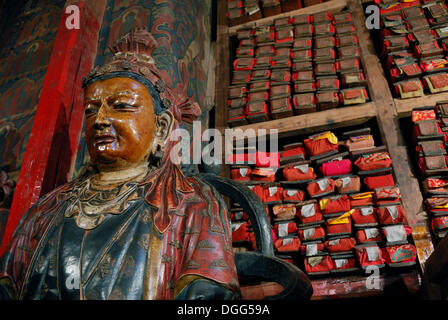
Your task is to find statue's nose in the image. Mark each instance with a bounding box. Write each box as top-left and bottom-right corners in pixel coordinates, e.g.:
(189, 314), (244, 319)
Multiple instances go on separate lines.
(93, 105), (111, 129)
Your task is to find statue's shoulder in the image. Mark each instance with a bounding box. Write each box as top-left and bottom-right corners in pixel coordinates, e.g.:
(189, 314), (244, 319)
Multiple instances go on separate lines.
(31, 177), (81, 214)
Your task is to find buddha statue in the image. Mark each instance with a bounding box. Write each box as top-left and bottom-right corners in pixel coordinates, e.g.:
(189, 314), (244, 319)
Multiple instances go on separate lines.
(0, 27), (240, 300)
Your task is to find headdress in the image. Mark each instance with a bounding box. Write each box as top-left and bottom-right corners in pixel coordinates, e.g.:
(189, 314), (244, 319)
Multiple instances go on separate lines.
(82, 26), (200, 123)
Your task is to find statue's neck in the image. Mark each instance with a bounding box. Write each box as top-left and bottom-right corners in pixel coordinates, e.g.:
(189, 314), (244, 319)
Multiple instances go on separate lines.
(92, 163), (150, 185)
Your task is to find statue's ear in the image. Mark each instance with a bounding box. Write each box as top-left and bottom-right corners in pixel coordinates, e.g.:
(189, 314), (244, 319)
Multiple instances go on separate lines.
(154, 110), (174, 149)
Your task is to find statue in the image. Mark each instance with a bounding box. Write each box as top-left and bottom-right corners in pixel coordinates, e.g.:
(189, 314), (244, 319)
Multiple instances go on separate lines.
(0, 27), (313, 301)
(0, 28), (240, 300)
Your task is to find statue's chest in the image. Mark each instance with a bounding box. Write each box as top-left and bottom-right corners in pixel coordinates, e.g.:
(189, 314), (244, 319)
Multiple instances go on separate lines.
(24, 200), (160, 300)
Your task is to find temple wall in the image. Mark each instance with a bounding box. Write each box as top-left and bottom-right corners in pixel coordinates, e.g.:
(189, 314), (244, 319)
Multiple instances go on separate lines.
(72, 0), (215, 178)
(0, 0), (66, 240)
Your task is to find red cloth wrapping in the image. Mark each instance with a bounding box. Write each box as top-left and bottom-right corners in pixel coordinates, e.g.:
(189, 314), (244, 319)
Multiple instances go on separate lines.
(273, 204), (297, 220)
(382, 244), (417, 264)
(231, 167), (252, 181)
(319, 195), (351, 215)
(377, 205), (406, 225)
(274, 237), (301, 252)
(273, 222), (299, 237)
(356, 245), (386, 267)
(326, 219), (352, 236)
(356, 228), (382, 243)
(263, 185), (283, 202)
(280, 146), (307, 159)
(335, 176), (361, 194)
(232, 222), (250, 242)
(251, 168), (277, 182)
(304, 255), (333, 273)
(283, 164), (317, 181)
(282, 189), (306, 202)
(431, 216), (448, 231)
(298, 226), (326, 241)
(364, 174), (395, 190)
(250, 229), (277, 251)
(354, 152), (392, 171)
(351, 207), (378, 225)
(297, 203), (323, 224)
(324, 237), (356, 252)
(306, 178), (335, 196)
(249, 185), (265, 202)
(319, 159), (352, 176)
(304, 138), (339, 157)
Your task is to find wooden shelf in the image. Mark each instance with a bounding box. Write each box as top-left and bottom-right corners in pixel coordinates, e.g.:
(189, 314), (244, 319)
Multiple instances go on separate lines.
(395, 92), (448, 118)
(228, 0), (348, 36)
(233, 102), (376, 139)
(216, 0), (434, 300)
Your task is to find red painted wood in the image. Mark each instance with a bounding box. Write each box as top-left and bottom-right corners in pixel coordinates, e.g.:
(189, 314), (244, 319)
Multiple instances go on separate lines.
(0, 1), (106, 255)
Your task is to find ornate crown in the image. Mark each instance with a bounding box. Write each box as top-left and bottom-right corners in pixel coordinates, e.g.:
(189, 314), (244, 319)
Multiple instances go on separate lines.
(82, 27), (174, 110)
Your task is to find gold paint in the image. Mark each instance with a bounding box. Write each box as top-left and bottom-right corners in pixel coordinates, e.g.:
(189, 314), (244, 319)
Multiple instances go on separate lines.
(173, 275), (203, 298)
(142, 231), (164, 300)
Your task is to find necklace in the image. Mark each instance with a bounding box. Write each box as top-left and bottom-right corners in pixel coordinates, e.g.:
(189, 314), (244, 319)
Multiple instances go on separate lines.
(64, 176), (142, 230)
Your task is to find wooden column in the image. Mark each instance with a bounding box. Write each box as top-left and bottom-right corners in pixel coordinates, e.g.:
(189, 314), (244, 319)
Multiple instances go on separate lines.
(0, 0), (107, 255)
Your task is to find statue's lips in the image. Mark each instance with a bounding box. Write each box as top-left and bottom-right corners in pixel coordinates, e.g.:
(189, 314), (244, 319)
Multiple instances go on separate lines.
(94, 135), (116, 145)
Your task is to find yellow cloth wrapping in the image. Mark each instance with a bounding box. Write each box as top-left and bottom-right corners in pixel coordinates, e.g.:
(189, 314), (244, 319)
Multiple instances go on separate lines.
(312, 131), (338, 144)
(328, 209), (355, 225)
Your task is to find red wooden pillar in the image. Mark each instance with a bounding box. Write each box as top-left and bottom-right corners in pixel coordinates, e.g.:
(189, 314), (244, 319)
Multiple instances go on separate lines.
(0, 0), (107, 255)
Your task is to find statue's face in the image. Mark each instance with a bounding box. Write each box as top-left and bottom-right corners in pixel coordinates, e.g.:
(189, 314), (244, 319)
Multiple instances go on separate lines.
(83, 77), (157, 171)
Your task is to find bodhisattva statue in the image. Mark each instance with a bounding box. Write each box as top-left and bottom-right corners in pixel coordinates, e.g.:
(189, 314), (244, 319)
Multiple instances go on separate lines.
(0, 28), (240, 300)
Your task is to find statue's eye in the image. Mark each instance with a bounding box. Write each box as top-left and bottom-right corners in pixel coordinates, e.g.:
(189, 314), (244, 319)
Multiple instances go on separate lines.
(114, 103), (129, 109)
(113, 103), (138, 111)
(84, 107), (97, 117)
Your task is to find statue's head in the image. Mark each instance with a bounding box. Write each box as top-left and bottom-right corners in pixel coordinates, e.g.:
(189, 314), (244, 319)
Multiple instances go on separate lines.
(82, 27), (199, 172)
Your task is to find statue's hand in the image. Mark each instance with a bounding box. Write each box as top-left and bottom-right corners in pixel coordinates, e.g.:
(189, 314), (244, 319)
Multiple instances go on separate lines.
(175, 279), (239, 300)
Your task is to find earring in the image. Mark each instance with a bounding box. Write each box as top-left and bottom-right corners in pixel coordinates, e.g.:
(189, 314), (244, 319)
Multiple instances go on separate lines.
(149, 143), (163, 168)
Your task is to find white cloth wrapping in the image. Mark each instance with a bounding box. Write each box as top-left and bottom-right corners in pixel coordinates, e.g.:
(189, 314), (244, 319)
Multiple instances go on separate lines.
(335, 259), (348, 268)
(328, 238), (340, 246)
(295, 164), (309, 173)
(278, 223), (289, 237)
(366, 246), (381, 262)
(384, 224), (407, 242)
(287, 189), (299, 197)
(364, 228), (380, 239)
(232, 222), (244, 232)
(269, 187), (278, 197)
(341, 177), (352, 188)
(386, 206), (399, 221)
(235, 211), (243, 220)
(306, 243), (318, 256)
(361, 206), (374, 216)
(303, 228), (315, 240)
(317, 179), (330, 191)
(240, 168), (249, 177)
(301, 203), (316, 217)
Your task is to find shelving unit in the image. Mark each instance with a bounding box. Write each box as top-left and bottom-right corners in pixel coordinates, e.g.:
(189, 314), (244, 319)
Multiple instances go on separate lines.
(215, 0), (436, 300)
